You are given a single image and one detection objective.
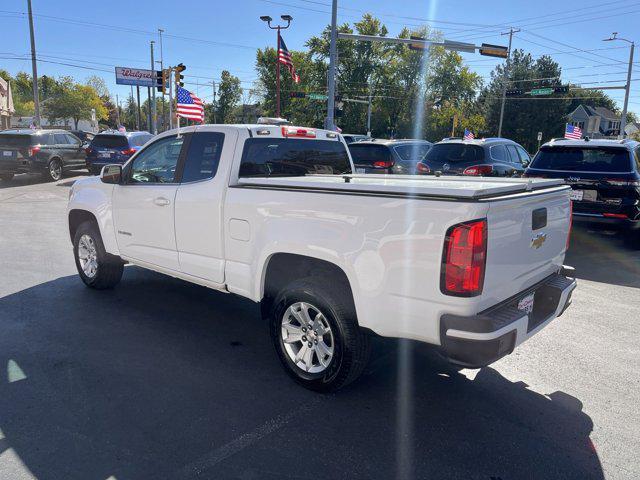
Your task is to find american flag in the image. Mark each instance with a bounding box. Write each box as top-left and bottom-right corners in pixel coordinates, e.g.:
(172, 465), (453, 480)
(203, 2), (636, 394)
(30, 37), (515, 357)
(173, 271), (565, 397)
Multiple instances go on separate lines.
(176, 86), (204, 122)
(464, 129), (475, 140)
(278, 35), (300, 83)
(564, 123), (582, 139)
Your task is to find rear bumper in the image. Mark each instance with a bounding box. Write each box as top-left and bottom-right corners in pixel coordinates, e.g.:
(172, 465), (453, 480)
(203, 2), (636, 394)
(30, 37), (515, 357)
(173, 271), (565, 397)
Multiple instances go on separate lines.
(439, 270), (577, 368)
(573, 212), (640, 230)
(0, 158), (43, 175)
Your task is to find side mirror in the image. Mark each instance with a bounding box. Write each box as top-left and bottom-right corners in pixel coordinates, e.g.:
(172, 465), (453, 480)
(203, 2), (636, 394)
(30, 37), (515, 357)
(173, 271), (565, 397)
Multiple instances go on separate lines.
(100, 164), (122, 184)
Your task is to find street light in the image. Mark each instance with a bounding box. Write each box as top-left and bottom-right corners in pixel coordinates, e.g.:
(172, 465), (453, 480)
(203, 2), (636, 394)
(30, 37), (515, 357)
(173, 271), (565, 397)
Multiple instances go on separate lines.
(603, 32), (635, 138)
(260, 13), (293, 118)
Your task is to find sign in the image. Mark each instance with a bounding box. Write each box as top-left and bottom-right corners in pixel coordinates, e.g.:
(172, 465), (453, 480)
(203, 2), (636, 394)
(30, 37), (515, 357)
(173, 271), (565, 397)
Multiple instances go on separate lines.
(479, 43), (509, 58)
(537, 131), (543, 141)
(308, 93), (328, 101)
(115, 67), (158, 87)
(530, 88), (554, 96)
(290, 92), (306, 98)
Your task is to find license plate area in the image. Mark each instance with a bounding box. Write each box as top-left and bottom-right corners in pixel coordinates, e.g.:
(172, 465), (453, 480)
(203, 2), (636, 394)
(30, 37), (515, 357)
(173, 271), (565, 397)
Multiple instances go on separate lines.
(570, 189), (597, 202)
(98, 152), (112, 158)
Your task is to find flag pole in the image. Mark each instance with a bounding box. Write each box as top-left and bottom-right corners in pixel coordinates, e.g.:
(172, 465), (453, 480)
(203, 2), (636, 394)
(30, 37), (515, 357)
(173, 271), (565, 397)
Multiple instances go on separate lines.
(276, 26), (281, 118)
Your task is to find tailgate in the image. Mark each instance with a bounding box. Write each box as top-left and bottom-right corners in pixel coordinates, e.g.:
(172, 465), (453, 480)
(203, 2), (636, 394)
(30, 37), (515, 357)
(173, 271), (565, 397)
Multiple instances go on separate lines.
(479, 187), (572, 310)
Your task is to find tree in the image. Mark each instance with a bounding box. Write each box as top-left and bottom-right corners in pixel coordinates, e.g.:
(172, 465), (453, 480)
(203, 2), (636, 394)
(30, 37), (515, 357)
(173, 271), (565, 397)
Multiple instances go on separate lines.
(212, 70), (242, 123)
(85, 75), (110, 98)
(43, 81), (107, 129)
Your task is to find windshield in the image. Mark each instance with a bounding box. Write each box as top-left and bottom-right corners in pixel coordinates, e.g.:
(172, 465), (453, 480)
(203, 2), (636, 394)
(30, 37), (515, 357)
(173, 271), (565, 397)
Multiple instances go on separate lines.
(239, 138), (352, 177)
(393, 143), (431, 161)
(91, 135), (129, 149)
(423, 143), (484, 163)
(531, 146), (632, 172)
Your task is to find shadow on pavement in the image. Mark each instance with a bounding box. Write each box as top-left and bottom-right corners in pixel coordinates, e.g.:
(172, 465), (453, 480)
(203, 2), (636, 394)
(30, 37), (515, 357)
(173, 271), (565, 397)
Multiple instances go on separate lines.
(0, 269), (603, 480)
(0, 171), (88, 190)
(566, 222), (640, 288)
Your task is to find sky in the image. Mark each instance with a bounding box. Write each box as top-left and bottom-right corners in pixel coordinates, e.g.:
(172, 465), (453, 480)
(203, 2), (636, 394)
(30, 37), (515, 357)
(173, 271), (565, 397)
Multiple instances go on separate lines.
(2, 0), (639, 114)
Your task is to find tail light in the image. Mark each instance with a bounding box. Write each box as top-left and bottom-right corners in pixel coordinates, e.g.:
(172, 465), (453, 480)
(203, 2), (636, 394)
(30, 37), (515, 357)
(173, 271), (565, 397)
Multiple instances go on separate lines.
(85, 147), (93, 155)
(121, 148), (136, 155)
(372, 159), (394, 169)
(28, 146), (41, 157)
(603, 212), (628, 219)
(463, 164), (493, 176)
(281, 126), (316, 138)
(605, 178), (640, 187)
(416, 162), (431, 174)
(566, 200), (573, 250)
(441, 219), (487, 297)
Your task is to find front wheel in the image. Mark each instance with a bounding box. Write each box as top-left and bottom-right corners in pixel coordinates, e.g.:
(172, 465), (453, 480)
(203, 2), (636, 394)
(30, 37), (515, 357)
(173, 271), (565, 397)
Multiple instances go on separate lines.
(73, 220), (124, 289)
(44, 158), (63, 182)
(268, 279), (370, 392)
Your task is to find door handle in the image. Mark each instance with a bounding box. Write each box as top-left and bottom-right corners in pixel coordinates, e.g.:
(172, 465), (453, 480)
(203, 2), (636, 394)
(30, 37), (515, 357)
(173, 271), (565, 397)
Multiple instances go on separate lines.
(153, 196), (171, 206)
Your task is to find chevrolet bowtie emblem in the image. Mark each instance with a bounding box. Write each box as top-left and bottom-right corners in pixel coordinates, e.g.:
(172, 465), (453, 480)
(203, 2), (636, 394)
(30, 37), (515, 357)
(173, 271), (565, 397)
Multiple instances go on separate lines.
(531, 233), (547, 249)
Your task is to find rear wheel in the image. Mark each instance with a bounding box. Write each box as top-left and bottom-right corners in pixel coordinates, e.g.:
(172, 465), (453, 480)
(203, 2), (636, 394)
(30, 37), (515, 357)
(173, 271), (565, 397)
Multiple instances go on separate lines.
(0, 173), (14, 182)
(44, 158), (63, 182)
(268, 278), (370, 392)
(73, 220), (124, 289)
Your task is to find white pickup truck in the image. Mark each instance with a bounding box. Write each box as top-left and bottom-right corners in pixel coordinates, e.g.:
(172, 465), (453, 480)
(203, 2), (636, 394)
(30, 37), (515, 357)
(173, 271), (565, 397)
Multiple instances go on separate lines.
(67, 124), (576, 391)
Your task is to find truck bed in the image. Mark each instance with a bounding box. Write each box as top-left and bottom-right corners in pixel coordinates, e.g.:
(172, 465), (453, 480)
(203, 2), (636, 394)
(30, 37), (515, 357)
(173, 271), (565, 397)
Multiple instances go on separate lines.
(235, 174), (565, 200)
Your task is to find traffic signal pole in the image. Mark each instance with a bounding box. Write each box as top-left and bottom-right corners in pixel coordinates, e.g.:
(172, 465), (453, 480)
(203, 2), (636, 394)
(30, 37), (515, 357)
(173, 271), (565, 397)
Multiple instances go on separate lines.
(150, 41), (157, 134)
(276, 27), (281, 118)
(325, 0), (338, 130)
(27, 0), (41, 129)
(497, 27), (519, 138)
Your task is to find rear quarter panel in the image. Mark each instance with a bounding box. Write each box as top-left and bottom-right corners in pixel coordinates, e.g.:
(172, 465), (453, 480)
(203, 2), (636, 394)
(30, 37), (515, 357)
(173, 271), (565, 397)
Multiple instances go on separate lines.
(223, 187), (490, 344)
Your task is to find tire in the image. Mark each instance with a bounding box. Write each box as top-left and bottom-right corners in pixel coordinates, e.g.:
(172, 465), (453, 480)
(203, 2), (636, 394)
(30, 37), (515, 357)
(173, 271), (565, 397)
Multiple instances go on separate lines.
(44, 158), (63, 182)
(0, 173), (14, 182)
(268, 278), (370, 392)
(73, 220), (124, 289)
(623, 228), (640, 249)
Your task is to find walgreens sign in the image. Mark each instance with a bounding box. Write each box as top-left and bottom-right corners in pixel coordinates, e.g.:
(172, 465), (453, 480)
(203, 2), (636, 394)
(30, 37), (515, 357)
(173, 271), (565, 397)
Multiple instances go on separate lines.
(115, 67), (158, 87)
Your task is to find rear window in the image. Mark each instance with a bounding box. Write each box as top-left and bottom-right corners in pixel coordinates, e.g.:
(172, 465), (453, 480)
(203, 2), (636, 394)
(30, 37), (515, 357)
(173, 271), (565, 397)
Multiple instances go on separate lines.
(129, 134), (153, 147)
(239, 138), (351, 177)
(393, 143), (431, 161)
(530, 147), (632, 172)
(91, 135), (129, 149)
(424, 143), (485, 163)
(348, 144), (391, 166)
(0, 134), (33, 147)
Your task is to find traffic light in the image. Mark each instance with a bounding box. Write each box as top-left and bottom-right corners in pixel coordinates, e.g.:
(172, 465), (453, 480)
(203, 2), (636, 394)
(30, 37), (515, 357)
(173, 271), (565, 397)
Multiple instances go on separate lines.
(156, 70), (165, 93)
(175, 63), (186, 87)
(479, 43), (509, 58)
(408, 35), (427, 51)
(554, 85), (570, 94)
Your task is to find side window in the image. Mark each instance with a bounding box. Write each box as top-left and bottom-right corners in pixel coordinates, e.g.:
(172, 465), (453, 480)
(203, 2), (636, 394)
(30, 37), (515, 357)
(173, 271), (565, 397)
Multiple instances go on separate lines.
(54, 133), (69, 145)
(635, 147), (640, 170)
(516, 146), (531, 165)
(127, 135), (184, 184)
(490, 145), (508, 162)
(66, 134), (81, 146)
(180, 132), (225, 183)
(506, 145), (520, 164)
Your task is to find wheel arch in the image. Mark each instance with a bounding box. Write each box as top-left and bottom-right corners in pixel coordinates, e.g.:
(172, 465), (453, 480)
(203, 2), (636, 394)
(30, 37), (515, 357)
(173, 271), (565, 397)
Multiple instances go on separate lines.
(68, 209), (99, 243)
(259, 253), (357, 322)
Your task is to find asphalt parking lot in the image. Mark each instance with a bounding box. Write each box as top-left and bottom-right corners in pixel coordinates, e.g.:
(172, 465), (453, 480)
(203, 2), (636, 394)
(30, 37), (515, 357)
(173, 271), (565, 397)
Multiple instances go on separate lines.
(1, 173), (638, 480)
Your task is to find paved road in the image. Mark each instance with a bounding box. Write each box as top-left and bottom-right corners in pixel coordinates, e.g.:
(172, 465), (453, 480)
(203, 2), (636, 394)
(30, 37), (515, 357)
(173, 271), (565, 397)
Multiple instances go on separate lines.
(0, 173), (638, 480)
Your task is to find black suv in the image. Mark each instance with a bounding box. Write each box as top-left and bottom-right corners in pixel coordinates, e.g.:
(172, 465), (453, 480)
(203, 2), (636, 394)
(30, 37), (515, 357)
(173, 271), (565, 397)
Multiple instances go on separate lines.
(348, 139), (433, 174)
(0, 129), (86, 182)
(524, 138), (640, 242)
(416, 137), (531, 176)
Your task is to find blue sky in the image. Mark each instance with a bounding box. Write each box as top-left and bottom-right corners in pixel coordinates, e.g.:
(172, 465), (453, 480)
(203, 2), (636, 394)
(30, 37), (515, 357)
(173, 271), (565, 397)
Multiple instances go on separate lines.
(2, 0), (639, 113)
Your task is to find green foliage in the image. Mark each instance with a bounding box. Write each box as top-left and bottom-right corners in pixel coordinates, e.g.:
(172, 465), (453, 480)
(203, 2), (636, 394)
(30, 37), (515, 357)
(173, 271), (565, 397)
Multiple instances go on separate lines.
(43, 82), (107, 129)
(211, 70), (242, 123)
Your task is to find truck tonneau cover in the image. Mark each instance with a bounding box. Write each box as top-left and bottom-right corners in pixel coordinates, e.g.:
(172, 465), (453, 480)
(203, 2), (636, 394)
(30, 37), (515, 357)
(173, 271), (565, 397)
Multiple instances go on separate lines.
(235, 174), (565, 200)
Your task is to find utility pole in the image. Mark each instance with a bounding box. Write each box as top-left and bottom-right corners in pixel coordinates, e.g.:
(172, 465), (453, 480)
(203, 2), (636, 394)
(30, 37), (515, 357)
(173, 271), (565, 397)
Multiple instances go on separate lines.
(367, 93), (372, 136)
(497, 27), (519, 138)
(260, 14), (292, 118)
(158, 28), (165, 131)
(602, 32), (634, 138)
(212, 80), (217, 123)
(325, 0), (338, 130)
(27, 0), (41, 128)
(136, 85), (142, 130)
(168, 68), (174, 129)
(150, 40), (157, 134)
(115, 94), (121, 127)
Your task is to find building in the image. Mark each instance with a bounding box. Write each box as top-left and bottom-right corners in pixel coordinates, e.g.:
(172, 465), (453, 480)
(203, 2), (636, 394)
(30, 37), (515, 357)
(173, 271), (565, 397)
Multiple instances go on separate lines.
(625, 122), (640, 138)
(0, 77), (14, 129)
(567, 105), (621, 138)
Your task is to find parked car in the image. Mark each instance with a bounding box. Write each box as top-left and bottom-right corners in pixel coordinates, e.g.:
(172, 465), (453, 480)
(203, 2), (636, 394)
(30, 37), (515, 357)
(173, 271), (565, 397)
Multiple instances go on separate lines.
(416, 137), (531, 177)
(85, 131), (154, 175)
(0, 129), (86, 182)
(348, 139), (433, 174)
(70, 130), (95, 145)
(524, 138), (640, 246)
(67, 123), (575, 392)
(342, 133), (370, 144)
